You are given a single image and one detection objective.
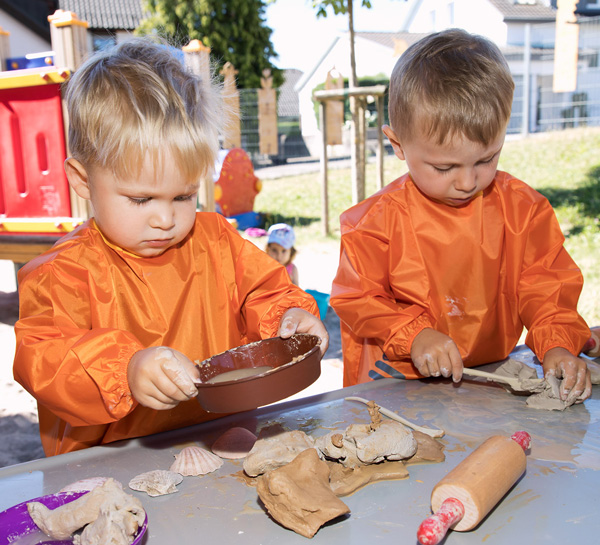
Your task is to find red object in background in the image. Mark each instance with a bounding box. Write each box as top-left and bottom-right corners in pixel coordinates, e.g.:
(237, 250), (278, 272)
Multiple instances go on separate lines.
(0, 83), (71, 220)
(214, 148), (261, 217)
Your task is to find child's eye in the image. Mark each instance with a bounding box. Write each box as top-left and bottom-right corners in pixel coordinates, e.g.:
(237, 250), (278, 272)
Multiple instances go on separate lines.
(129, 197), (150, 205)
(433, 165), (452, 173)
(175, 193), (196, 202)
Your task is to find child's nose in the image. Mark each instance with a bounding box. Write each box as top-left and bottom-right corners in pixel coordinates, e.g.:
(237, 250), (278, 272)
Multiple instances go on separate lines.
(150, 205), (175, 229)
(455, 169), (477, 192)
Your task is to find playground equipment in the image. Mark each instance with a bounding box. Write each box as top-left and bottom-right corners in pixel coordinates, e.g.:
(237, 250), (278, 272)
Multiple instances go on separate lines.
(214, 148), (262, 229)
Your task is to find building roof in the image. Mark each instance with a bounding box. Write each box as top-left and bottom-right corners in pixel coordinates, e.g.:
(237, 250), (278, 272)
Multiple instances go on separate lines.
(58, 0), (145, 30)
(354, 31), (429, 50)
(487, 0), (556, 22)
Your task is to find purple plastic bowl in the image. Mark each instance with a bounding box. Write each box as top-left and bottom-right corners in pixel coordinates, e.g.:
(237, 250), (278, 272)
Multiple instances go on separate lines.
(0, 491), (148, 544)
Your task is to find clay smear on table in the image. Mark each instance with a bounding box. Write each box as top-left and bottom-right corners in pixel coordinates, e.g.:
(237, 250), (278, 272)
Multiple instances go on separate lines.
(246, 401), (444, 537)
(27, 478), (145, 544)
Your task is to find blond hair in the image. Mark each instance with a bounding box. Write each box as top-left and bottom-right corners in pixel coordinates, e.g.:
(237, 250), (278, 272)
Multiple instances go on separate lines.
(64, 37), (222, 182)
(388, 29), (514, 146)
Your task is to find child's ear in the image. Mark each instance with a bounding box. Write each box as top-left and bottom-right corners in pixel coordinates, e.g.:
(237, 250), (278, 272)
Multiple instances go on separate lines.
(382, 125), (407, 161)
(64, 158), (91, 200)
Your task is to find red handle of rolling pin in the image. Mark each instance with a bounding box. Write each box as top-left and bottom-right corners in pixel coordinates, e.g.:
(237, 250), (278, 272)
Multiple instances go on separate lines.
(417, 497), (465, 545)
(511, 431), (531, 451)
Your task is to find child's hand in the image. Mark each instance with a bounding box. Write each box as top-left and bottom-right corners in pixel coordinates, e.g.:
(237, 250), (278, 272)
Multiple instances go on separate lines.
(127, 347), (200, 410)
(411, 328), (463, 382)
(278, 307), (329, 356)
(542, 347), (592, 403)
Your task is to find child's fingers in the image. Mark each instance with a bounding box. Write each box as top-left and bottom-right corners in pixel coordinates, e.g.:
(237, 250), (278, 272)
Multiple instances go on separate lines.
(157, 348), (198, 398)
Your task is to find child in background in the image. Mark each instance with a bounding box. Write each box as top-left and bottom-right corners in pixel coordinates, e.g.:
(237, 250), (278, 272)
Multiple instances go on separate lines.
(266, 223), (299, 285)
(330, 29), (591, 403)
(13, 38), (328, 457)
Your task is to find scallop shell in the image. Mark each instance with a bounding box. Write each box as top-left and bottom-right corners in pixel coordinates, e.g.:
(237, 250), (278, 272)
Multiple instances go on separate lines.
(170, 446), (223, 476)
(59, 476), (116, 493)
(211, 427), (257, 459)
(128, 469), (183, 496)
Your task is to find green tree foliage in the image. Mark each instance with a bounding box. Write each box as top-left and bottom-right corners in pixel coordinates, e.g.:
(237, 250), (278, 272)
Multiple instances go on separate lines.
(136, 0), (283, 88)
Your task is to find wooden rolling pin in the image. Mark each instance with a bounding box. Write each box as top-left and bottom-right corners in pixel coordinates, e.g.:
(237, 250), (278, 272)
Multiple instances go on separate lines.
(417, 431), (531, 545)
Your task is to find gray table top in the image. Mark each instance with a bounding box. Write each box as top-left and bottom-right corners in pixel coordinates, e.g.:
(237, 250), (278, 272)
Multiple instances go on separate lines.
(1, 345), (598, 544)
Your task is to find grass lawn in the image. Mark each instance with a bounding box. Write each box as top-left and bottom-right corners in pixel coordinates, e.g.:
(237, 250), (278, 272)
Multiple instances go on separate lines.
(253, 126), (600, 327)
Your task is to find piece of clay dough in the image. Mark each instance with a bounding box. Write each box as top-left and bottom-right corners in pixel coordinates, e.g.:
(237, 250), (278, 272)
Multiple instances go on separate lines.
(327, 460), (409, 496)
(345, 396), (445, 437)
(406, 430), (445, 465)
(493, 360), (577, 410)
(243, 430), (318, 477)
(492, 359), (546, 393)
(526, 374), (577, 411)
(315, 419), (417, 468)
(256, 448), (350, 538)
(586, 359), (600, 384)
(27, 478), (144, 541)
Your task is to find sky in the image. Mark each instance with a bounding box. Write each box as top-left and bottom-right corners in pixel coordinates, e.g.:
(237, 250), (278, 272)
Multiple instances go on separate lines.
(265, 0), (411, 72)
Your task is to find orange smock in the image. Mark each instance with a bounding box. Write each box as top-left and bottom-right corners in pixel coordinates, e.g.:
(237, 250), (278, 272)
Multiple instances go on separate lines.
(330, 171), (589, 387)
(13, 213), (318, 456)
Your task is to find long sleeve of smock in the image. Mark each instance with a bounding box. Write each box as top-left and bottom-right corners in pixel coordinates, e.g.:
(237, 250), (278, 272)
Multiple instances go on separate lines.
(14, 251), (144, 427)
(331, 196), (433, 360)
(517, 198), (589, 359)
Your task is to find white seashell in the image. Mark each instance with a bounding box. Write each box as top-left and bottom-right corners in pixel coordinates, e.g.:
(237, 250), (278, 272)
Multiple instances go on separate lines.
(128, 469), (183, 496)
(211, 427), (257, 459)
(59, 476), (116, 493)
(170, 446), (223, 476)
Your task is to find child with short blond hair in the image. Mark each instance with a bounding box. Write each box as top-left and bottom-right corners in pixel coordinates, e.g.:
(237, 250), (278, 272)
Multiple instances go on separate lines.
(13, 38), (328, 456)
(331, 29), (591, 403)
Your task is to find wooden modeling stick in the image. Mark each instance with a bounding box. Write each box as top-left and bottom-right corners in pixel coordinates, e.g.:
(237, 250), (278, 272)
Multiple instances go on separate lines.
(417, 431), (531, 545)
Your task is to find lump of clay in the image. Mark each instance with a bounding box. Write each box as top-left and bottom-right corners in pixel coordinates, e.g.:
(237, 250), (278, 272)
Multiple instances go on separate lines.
(526, 374), (577, 411)
(328, 460), (410, 497)
(243, 430), (318, 477)
(494, 359), (546, 393)
(27, 478), (144, 541)
(76, 504), (142, 545)
(406, 430), (445, 464)
(315, 420), (417, 468)
(129, 469), (183, 497)
(257, 448), (350, 538)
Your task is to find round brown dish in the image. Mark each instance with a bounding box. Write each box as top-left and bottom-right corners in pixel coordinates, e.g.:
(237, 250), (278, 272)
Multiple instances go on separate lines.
(195, 334), (322, 413)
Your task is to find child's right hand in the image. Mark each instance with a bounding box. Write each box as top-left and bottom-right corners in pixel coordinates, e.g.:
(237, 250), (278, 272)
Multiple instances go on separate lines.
(410, 328), (464, 382)
(127, 347), (200, 410)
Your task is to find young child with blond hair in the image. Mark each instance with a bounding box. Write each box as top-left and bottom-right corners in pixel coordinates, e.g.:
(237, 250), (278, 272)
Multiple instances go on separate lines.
(13, 38), (328, 456)
(331, 29), (591, 403)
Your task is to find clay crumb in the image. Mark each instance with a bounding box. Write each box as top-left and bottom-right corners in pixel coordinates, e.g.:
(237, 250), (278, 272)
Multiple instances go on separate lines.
(367, 400), (382, 430)
(331, 433), (344, 448)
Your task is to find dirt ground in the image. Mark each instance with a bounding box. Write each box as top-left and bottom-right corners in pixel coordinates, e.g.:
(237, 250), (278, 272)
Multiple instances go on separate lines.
(0, 241), (344, 467)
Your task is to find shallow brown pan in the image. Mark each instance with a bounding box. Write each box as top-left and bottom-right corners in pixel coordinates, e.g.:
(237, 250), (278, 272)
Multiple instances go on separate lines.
(194, 333), (322, 413)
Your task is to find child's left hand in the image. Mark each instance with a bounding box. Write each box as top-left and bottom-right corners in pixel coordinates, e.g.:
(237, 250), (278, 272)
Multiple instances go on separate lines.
(541, 347), (592, 403)
(278, 308), (329, 356)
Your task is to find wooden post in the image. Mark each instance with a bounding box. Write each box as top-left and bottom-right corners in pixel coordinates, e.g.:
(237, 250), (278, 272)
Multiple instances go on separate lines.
(325, 68), (344, 146)
(258, 69), (278, 156)
(220, 62), (241, 149)
(182, 39), (211, 84)
(0, 26), (10, 72)
(182, 39), (216, 213)
(48, 10), (90, 72)
(319, 101), (329, 236)
(376, 94), (384, 190)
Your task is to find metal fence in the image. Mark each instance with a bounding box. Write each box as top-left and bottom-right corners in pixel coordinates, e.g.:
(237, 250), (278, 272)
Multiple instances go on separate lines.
(508, 16), (600, 135)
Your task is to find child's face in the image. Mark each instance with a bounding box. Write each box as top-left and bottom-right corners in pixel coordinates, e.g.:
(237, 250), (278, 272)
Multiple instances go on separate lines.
(383, 125), (504, 207)
(267, 243), (292, 266)
(69, 153), (199, 257)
